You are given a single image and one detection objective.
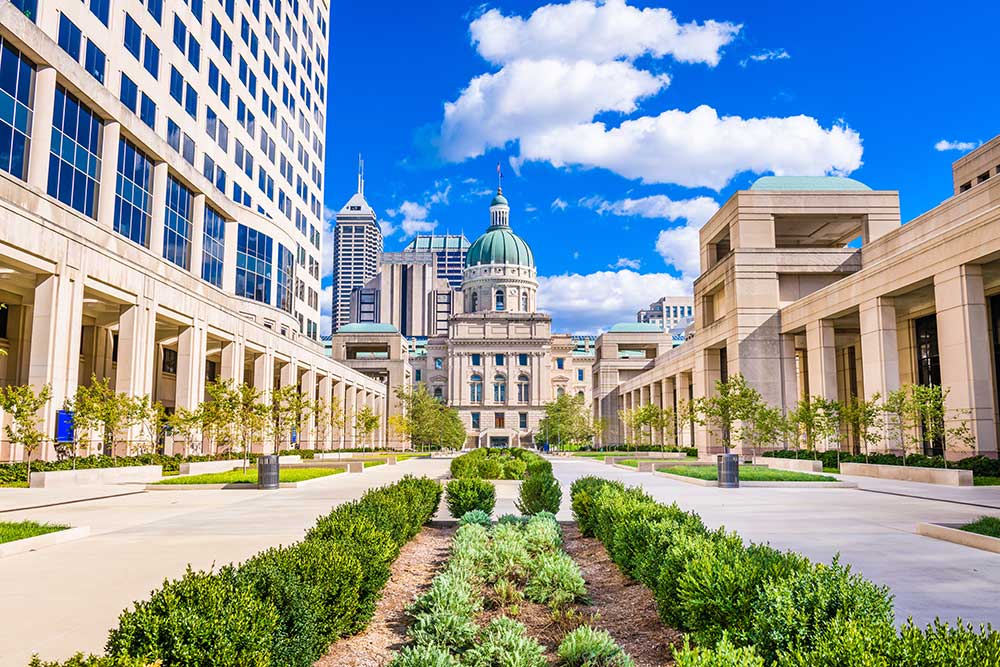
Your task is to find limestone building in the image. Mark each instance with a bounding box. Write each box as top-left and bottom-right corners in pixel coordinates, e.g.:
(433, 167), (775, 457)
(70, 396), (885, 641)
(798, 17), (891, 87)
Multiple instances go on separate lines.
(636, 296), (694, 330)
(608, 139), (1000, 459)
(0, 0), (387, 460)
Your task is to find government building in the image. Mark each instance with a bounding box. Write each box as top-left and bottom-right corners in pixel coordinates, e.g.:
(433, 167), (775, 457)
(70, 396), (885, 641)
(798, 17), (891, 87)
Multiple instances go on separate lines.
(0, 0), (386, 461)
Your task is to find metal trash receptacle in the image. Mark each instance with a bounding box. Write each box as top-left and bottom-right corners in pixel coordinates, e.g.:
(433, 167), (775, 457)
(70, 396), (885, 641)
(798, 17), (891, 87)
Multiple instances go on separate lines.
(717, 453), (740, 488)
(258, 455), (280, 489)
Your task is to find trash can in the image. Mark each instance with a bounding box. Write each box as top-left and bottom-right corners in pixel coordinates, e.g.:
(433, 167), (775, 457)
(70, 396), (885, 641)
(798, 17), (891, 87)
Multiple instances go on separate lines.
(717, 453), (740, 488)
(258, 455), (280, 490)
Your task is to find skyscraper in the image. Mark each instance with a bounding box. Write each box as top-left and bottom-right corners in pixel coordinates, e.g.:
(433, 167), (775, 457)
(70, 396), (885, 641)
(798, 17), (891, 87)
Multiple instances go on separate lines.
(402, 234), (470, 289)
(332, 166), (382, 332)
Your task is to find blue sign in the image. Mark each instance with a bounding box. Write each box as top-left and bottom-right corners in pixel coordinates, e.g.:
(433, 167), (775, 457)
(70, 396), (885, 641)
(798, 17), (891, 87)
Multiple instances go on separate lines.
(291, 429), (297, 444)
(56, 410), (74, 443)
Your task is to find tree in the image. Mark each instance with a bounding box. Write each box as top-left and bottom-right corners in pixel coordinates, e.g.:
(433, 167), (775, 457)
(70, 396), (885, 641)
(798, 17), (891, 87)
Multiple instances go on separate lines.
(842, 394), (881, 463)
(787, 396), (841, 458)
(354, 405), (379, 450)
(696, 374), (764, 453)
(539, 393), (597, 449)
(68, 376), (139, 458)
(676, 398), (698, 450)
(202, 379), (269, 470)
(656, 405), (678, 451)
(168, 406), (204, 455)
(312, 397), (331, 451)
(392, 385), (465, 451)
(0, 384), (51, 478)
(742, 404), (788, 459)
(132, 396), (168, 455)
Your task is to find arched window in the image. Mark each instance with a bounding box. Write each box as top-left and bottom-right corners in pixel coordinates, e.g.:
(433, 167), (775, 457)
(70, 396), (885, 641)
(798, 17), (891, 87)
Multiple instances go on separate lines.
(495, 289), (505, 311)
(469, 374), (483, 403)
(520, 291), (528, 311)
(470, 292), (478, 312)
(517, 375), (530, 403)
(577, 391), (585, 399)
(556, 387), (566, 398)
(493, 374), (507, 402)
(433, 387), (443, 401)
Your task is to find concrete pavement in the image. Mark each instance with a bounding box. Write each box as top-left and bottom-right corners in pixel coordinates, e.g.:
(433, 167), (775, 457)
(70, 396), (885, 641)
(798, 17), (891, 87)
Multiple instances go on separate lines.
(0, 458), (451, 666)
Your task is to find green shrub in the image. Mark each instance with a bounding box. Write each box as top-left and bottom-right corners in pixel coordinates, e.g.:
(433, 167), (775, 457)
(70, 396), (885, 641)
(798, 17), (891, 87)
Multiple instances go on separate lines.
(406, 569), (482, 651)
(387, 644), (459, 667)
(497, 514), (529, 526)
(462, 617), (546, 667)
(522, 513), (562, 554)
(106, 566), (279, 667)
(502, 458), (527, 479)
(482, 523), (532, 583)
(28, 655), (156, 667)
(557, 626), (635, 667)
(515, 472), (562, 515)
(569, 476), (619, 536)
(524, 551), (587, 608)
(449, 448), (548, 480)
(284, 539), (364, 639)
(673, 635), (765, 667)
(446, 478), (496, 518)
(459, 509), (492, 527)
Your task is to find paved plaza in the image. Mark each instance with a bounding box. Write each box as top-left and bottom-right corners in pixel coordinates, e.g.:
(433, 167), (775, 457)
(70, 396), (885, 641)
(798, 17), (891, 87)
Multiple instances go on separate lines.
(2, 456), (1000, 665)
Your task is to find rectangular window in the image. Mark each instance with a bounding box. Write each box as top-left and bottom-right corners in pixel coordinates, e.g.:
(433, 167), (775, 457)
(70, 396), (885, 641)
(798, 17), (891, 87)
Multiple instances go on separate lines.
(556, 358), (565, 370)
(434, 357), (443, 370)
(519, 413), (527, 430)
(495, 354), (504, 366)
(0, 37), (34, 181)
(471, 412), (480, 429)
(472, 353), (481, 366)
(123, 15), (142, 58)
(145, 0), (162, 23)
(201, 206), (226, 287)
(518, 353), (528, 366)
(577, 369), (584, 381)
(88, 0), (110, 24)
(495, 413), (505, 428)
(114, 138), (153, 246)
(163, 176), (193, 269)
(415, 369), (422, 382)
(48, 87), (101, 218)
(57, 15), (82, 60)
(236, 224), (273, 303)
(84, 41), (106, 83)
(143, 39), (160, 77)
(162, 348), (178, 374)
(275, 244), (294, 313)
(139, 93), (156, 129)
(169, 67), (183, 103)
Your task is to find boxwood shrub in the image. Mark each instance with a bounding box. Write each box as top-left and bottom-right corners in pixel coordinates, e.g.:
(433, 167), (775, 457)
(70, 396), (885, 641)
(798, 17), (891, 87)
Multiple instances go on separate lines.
(515, 471), (562, 515)
(449, 448), (550, 480)
(445, 478), (496, 518)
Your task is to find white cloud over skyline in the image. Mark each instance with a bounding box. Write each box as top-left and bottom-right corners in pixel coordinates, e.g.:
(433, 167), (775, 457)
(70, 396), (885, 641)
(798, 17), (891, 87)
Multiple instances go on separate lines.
(740, 48), (790, 67)
(934, 139), (979, 152)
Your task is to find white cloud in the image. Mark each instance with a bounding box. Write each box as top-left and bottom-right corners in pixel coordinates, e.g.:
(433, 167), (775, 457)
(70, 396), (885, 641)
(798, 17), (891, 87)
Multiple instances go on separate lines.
(397, 200), (438, 236)
(428, 181), (452, 205)
(551, 198), (568, 211)
(581, 193), (720, 227)
(471, 0), (740, 66)
(740, 48), (790, 67)
(934, 139), (979, 152)
(441, 59), (669, 162)
(609, 257), (641, 270)
(321, 207), (337, 279)
(320, 285), (333, 336)
(515, 106), (863, 190)
(525, 204), (538, 213)
(378, 220), (398, 237)
(538, 269), (691, 333)
(655, 225), (703, 279)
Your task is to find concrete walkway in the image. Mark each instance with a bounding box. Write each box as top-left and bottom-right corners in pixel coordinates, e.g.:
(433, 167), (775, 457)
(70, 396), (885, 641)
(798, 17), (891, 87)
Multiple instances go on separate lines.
(0, 458), (451, 666)
(550, 457), (1000, 629)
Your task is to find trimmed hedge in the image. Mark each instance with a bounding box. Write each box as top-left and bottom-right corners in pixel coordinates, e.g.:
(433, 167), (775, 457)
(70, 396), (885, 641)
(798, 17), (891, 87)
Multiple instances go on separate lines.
(516, 471), (562, 515)
(763, 449), (1000, 477)
(36, 476), (441, 667)
(450, 448), (550, 480)
(570, 476), (1000, 665)
(445, 479), (496, 518)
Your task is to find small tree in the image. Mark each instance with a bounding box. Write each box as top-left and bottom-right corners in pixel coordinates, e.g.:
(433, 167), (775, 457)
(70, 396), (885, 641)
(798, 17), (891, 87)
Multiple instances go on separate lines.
(697, 374), (763, 453)
(656, 405), (678, 451)
(842, 394), (881, 463)
(539, 393), (597, 450)
(132, 396), (168, 455)
(354, 405), (380, 451)
(0, 384), (51, 478)
(676, 398), (698, 450)
(787, 396), (841, 459)
(312, 397), (332, 451)
(742, 404), (787, 460)
(168, 406), (204, 455)
(69, 376), (139, 458)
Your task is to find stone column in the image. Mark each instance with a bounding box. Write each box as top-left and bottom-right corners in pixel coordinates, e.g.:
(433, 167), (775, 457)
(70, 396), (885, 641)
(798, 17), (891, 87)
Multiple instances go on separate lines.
(806, 319), (838, 401)
(95, 121), (121, 229)
(300, 369), (316, 449)
(173, 320), (207, 455)
(677, 373), (693, 449)
(148, 162), (169, 256)
(662, 377), (675, 447)
(26, 66), (56, 191)
(27, 271), (84, 459)
(694, 349), (722, 453)
(318, 374), (333, 450)
(336, 378), (348, 449)
(934, 265), (998, 458)
(115, 300), (156, 399)
(221, 338), (245, 385)
(345, 383), (357, 449)
(859, 297), (900, 403)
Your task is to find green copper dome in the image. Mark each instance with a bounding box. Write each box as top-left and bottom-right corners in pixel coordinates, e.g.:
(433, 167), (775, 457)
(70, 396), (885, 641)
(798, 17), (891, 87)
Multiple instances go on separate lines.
(491, 192), (508, 206)
(466, 226), (534, 268)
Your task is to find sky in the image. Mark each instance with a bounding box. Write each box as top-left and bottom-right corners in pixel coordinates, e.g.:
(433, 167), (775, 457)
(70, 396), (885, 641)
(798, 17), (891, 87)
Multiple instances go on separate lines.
(322, 0), (999, 335)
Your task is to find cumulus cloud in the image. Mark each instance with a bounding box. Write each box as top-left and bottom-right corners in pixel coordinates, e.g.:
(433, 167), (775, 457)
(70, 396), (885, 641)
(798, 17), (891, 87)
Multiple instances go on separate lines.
(609, 257), (641, 270)
(538, 269), (691, 333)
(470, 0), (740, 66)
(515, 106), (863, 190)
(320, 284), (333, 336)
(934, 139), (979, 152)
(551, 198), (568, 211)
(581, 193), (719, 227)
(321, 207), (337, 279)
(397, 201), (438, 236)
(739, 48), (790, 67)
(655, 225), (703, 279)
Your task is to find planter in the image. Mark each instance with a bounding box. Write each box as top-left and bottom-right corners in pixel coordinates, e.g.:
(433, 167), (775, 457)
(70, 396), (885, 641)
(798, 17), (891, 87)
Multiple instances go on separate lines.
(178, 460), (241, 475)
(754, 457), (823, 474)
(0, 526), (91, 558)
(277, 454), (302, 465)
(29, 465), (164, 488)
(839, 462), (972, 486)
(917, 522), (1000, 554)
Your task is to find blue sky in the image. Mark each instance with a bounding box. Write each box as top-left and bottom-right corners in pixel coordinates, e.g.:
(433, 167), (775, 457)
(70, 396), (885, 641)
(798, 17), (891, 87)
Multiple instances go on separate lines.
(322, 0), (998, 334)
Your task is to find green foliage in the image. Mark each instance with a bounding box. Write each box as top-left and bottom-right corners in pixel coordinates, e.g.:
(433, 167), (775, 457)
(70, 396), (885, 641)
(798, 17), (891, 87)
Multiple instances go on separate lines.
(392, 384), (467, 451)
(0, 520), (68, 544)
(673, 635), (765, 667)
(696, 374), (765, 452)
(406, 568), (482, 651)
(764, 450), (1000, 477)
(0, 383), (51, 475)
(522, 513), (562, 554)
(461, 617), (547, 667)
(515, 472), (562, 515)
(523, 551), (587, 609)
(557, 626), (635, 667)
(459, 509), (492, 527)
(28, 655), (158, 667)
(450, 448), (548, 480)
(538, 393), (600, 448)
(387, 644), (459, 667)
(446, 478), (496, 518)
(961, 516), (1000, 538)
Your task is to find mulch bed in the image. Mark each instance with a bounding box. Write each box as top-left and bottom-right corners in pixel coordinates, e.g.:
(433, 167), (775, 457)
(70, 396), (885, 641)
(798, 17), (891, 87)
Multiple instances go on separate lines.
(315, 521), (680, 666)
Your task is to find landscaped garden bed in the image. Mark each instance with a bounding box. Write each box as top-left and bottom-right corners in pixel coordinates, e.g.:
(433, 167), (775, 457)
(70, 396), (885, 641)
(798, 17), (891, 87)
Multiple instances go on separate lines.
(764, 449), (1000, 485)
(661, 463), (838, 483)
(152, 467), (344, 486)
(917, 516), (1000, 555)
(0, 521), (68, 544)
(450, 447), (550, 480)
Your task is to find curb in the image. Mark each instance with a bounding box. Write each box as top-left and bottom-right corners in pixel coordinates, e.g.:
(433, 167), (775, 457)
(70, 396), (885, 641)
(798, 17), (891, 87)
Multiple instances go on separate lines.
(0, 526), (91, 558)
(651, 471), (856, 488)
(916, 522), (1000, 554)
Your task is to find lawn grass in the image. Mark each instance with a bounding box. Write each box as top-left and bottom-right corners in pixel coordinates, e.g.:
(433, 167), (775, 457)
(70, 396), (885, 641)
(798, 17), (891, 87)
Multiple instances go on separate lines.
(617, 457), (697, 468)
(0, 521), (69, 544)
(960, 516), (1000, 539)
(156, 467), (343, 485)
(363, 460), (385, 468)
(974, 476), (1000, 486)
(823, 466), (840, 474)
(661, 464), (837, 483)
(572, 450), (687, 459)
(0, 481), (29, 488)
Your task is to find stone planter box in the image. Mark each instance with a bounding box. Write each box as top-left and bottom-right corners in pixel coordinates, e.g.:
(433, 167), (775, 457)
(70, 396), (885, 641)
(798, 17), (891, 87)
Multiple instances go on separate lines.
(839, 462), (972, 486)
(277, 455), (302, 465)
(917, 522), (1000, 554)
(755, 457), (823, 474)
(30, 465), (164, 488)
(178, 460), (241, 475)
(346, 461), (363, 473)
(0, 526), (91, 558)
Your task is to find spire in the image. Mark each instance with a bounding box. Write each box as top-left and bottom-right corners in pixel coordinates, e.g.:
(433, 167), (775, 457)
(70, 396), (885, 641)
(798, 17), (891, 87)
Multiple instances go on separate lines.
(357, 153), (365, 196)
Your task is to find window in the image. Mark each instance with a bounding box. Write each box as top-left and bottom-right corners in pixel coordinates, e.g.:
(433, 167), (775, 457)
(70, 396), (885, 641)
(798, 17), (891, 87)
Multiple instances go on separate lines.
(471, 412), (480, 429)
(88, 0), (110, 25)
(275, 244), (294, 313)
(557, 387), (565, 398)
(521, 292), (528, 311)
(414, 369), (422, 382)
(495, 289), (505, 311)
(493, 374), (506, 402)
(119, 75), (138, 112)
(519, 413), (528, 430)
(0, 37), (35, 181)
(495, 413), (505, 428)
(139, 93), (156, 129)
(495, 354), (504, 366)
(471, 353), (481, 366)
(469, 374), (483, 403)
(556, 358), (565, 370)
(84, 41), (105, 83)
(144, 0), (162, 22)
(124, 16), (143, 58)
(57, 15), (82, 60)
(578, 369), (584, 381)
(201, 206), (226, 287)
(236, 224), (272, 303)
(143, 38), (160, 77)
(433, 387), (443, 400)
(48, 87), (101, 218)
(434, 357), (443, 370)
(517, 375), (530, 403)
(114, 139), (153, 246)
(518, 353), (528, 366)
(163, 176), (193, 269)
(162, 348), (178, 374)
(470, 292), (478, 311)
(169, 66), (184, 103)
